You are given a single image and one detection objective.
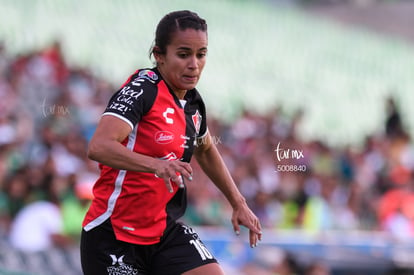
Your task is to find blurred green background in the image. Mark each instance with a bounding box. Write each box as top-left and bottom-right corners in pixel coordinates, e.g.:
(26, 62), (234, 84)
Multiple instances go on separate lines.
(1, 0), (413, 146)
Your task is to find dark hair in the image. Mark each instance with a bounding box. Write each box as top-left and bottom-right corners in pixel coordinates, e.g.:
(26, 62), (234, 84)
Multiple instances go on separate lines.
(150, 10), (207, 58)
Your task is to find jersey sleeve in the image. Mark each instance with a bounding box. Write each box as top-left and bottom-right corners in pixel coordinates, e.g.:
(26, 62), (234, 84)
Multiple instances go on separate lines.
(103, 70), (158, 130)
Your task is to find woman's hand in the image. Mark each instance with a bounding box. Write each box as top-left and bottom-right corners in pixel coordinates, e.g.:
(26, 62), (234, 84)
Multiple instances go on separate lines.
(154, 160), (193, 192)
(231, 201), (262, 248)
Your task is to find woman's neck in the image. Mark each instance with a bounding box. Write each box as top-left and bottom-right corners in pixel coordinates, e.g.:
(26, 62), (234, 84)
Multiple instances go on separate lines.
(174, 90), (187, 99)
(157, 67), (187, 99)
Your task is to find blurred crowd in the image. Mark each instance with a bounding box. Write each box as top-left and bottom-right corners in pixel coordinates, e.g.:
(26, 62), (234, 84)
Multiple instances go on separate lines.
(187, 95), (414, 239)
(0, 40), (113, 252)
(0, 40), (414, 260)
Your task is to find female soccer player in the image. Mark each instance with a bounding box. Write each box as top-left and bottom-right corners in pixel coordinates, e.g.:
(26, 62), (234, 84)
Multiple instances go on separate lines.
(80, 10), (262, 275)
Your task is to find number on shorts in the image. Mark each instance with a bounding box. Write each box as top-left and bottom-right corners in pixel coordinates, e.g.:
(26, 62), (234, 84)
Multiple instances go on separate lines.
(189, 239), (213, 260)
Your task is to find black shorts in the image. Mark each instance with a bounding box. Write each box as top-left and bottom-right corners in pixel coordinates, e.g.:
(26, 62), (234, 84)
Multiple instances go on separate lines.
(80, 219), (218, 275)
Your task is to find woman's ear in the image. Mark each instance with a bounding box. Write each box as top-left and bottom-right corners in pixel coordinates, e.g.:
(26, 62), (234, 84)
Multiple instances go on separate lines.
(152, 46), (164, 64)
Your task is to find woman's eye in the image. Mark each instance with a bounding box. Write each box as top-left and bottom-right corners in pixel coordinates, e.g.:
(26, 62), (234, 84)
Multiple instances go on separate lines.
(178, 53), (189, 58)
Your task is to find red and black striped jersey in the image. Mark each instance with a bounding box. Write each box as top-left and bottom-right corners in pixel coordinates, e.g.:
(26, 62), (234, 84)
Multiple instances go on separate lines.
(82, 68), (207, 245)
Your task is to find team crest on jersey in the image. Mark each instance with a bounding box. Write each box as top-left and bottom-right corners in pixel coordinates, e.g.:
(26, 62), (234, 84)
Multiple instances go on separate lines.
(138, 69), (158, 82)
(192, 110), (202, 134)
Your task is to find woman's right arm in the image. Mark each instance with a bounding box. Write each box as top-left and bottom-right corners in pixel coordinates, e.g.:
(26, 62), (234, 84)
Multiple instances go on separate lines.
(87, 115), (192, 192)
(88, 115), (156, 171)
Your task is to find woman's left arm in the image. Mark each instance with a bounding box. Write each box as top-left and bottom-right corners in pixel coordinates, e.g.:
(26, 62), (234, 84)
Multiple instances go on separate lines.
(194, 131), (262, 247)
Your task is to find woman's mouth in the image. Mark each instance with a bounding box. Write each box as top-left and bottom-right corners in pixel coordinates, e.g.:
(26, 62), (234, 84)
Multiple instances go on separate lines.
(183, 75), (197, 82)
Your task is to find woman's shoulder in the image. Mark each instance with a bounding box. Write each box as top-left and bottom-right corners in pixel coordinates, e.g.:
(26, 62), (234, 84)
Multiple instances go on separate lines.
(124, 68), (161, 88)
(114, 68), (161, 100)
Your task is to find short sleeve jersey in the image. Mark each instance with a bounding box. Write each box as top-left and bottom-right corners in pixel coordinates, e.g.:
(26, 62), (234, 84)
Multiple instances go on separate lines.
(82, 68), (208, 245)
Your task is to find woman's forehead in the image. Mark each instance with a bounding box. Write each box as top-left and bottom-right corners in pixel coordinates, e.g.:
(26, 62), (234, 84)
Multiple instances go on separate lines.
(169, 29), (208, 49)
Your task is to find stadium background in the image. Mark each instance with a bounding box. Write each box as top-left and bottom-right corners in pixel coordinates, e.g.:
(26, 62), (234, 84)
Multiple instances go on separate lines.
(0, 0), (414, 274)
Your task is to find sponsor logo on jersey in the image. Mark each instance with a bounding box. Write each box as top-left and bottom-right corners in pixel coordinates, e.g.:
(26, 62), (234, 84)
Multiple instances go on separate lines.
(110, 255), (125, 266)
(108, 102), (130, 115)
(115, 86), (143, 106)
(119, 86), (143, 100)
(163, 107), (175, 124)
(131, 78), (144, 86)
(180, 135), (190, 149)
(155, 131), (175, 144)
(138, 69), (158, 82)
(192, 110), (202, 134)
(106, 254), (138, 275)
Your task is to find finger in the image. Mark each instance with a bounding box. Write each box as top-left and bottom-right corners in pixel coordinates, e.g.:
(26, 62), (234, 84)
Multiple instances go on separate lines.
(255, 221), (263, 236)
(178, 175), (185, 188)
(171, 174), (184, 188)
(257, 225), (263, 241)
(164, 178), (173, 193)
(248, 219), (262, 247)
(175, 162), (193, 181)
(249, 218), (262, 235)
(249, 229), (258, 248)
(182, 161), (193, 175)
(232, 218), (241, 236)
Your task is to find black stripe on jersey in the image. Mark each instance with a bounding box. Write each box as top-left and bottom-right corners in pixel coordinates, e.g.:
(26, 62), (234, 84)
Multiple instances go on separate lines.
(181, 89), (207, 163)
